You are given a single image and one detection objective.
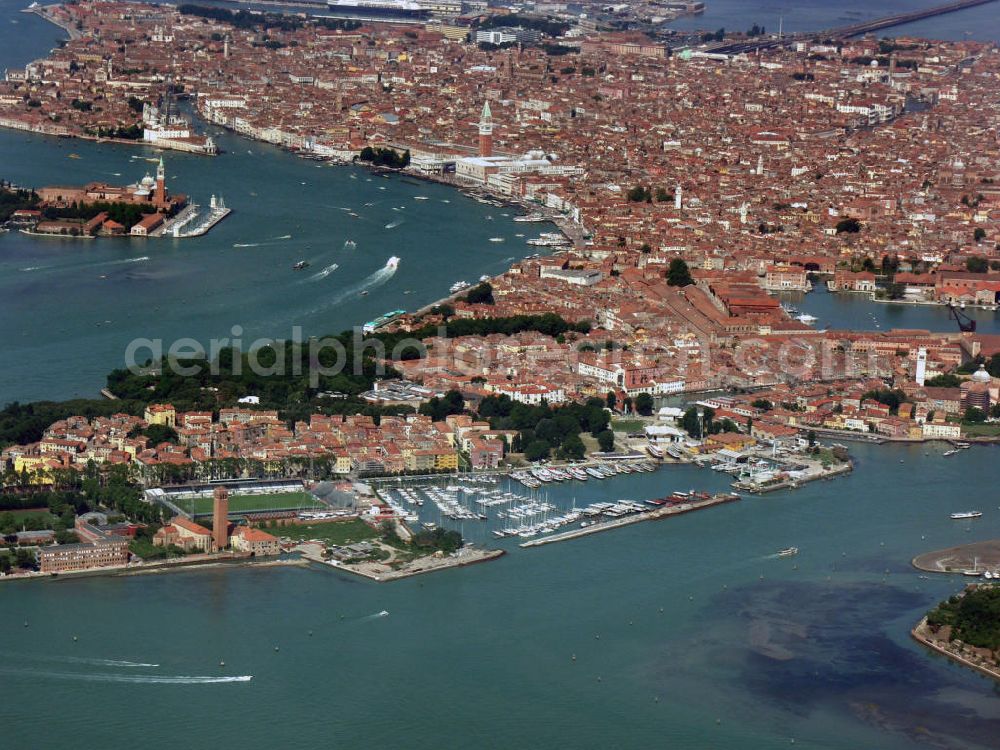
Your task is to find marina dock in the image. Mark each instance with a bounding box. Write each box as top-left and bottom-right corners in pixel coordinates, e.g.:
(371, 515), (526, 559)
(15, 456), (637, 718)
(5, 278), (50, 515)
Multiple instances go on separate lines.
(519, 493), (740, 548)
(732, 462), (852, 494)
(153, 196), (230, 238)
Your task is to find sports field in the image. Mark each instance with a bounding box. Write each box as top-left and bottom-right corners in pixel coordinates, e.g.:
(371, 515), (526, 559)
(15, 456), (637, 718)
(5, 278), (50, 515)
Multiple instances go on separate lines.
(275, 519), (379, 546)
(185, 491), (325, 516)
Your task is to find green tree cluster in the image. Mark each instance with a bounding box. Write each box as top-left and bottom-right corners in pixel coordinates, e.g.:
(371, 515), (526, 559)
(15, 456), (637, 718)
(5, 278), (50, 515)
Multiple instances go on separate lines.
(0, 184), (40, 222)
(835, 217), (861, 234)
(464, 282), (494, 305)
(477, 395), (609, 461)
(666, 258), (693, 287)
(861, 388), (908, 415)
(928, 586), (1000, 651)
(411, 527), (463, 554)
(418, 390), (464, 422)
(357, 147), (410, 169)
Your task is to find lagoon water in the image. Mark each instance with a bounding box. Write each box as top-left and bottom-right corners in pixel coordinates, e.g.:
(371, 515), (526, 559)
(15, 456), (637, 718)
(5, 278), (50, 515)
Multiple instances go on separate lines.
(0, 6), (542, 404)
(3, 445), (1000, 750)
(790, 285), (1000, 335)
(0, 128), (538, 403)
(2, 4), (1000, 748)
(665, 0), (1000, 40)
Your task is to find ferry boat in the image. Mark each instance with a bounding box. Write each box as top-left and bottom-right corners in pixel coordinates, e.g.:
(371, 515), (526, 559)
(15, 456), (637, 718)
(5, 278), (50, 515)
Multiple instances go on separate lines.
(362, 309), (406, 333)
(526, 233), (571, 247)
(777, 547), (799, 557)
(450, 280), (471, 294)
(292, 260), (310, 270)
(950, 511), (982, 519)
(513, 213), (547, 223)
(795, 313), (818, 324)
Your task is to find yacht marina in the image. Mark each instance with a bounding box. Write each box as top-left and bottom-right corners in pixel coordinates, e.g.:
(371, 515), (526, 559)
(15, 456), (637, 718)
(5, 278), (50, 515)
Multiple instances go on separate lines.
(375, 460), (738, 546)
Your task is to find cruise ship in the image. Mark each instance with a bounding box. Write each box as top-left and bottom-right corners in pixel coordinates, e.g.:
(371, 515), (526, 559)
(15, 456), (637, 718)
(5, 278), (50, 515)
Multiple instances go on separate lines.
(450, 280), (471, 294)
(325, 0), (429, 22)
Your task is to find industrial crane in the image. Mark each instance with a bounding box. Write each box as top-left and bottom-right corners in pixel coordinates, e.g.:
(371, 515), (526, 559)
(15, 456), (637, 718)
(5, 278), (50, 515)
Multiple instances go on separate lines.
(947, 303), (977, 333)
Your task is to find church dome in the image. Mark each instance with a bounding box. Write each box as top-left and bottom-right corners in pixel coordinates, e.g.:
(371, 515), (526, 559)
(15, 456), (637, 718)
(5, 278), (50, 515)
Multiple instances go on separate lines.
(972, 364), (991, 383)
(140, 172), (155, 187)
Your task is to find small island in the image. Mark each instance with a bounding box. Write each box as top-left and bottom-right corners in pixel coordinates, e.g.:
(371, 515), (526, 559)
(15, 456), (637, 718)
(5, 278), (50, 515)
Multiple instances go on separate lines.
(912, 584), (1000, 681)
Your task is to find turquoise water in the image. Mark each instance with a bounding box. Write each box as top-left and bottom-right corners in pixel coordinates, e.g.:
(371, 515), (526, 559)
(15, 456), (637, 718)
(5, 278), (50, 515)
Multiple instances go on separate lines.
(786, 286), (1000, 335)
(0, 129), (537, 402)
(0, 3), (541, 404)
(3, 443), (1000, 749)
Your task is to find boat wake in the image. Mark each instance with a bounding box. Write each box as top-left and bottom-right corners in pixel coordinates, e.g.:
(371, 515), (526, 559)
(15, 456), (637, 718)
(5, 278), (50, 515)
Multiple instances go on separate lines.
(360, 610), (390, 621)
(103, 256), (150, 266)
(273, 234), (292, 240)
(233, 242), (260, 248)
(0, 651), (159, 669)
(307, 262), (339, 281)
(0, 667), (250, 684)
(62, 656), (160, 668)
(310, 259), (398, 312)
(20, 266), (43, 272)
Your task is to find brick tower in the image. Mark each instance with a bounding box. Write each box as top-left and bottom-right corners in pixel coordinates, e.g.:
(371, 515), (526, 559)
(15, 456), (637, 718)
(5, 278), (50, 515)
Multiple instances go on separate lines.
(154, 156), (166, 206)
(212, 486), (229, 551)
(478, 101), (493, 158)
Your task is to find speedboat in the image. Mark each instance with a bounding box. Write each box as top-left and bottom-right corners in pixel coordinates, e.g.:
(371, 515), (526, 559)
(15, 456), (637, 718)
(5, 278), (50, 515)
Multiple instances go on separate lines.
(950, 511), (982, 519)
(777, 547), (799, 557)
(292, 260), (309, 270)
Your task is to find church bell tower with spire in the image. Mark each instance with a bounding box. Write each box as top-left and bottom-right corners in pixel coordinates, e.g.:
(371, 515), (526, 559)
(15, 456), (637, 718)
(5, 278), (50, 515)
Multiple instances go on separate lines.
(478, 101), (493, 158)
(155, 156), (166, 205)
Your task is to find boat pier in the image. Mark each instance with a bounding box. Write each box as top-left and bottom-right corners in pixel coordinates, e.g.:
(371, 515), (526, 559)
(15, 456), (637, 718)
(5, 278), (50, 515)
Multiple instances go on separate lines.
(519, 493), (740, 549)
(733, 462), (852, 495)
(154, 195), (231, 238)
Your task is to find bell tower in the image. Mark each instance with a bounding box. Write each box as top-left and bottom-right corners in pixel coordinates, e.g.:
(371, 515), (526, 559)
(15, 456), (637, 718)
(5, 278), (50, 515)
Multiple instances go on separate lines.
(155, 156), (166, 205)
(478, 101), (493, 158)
